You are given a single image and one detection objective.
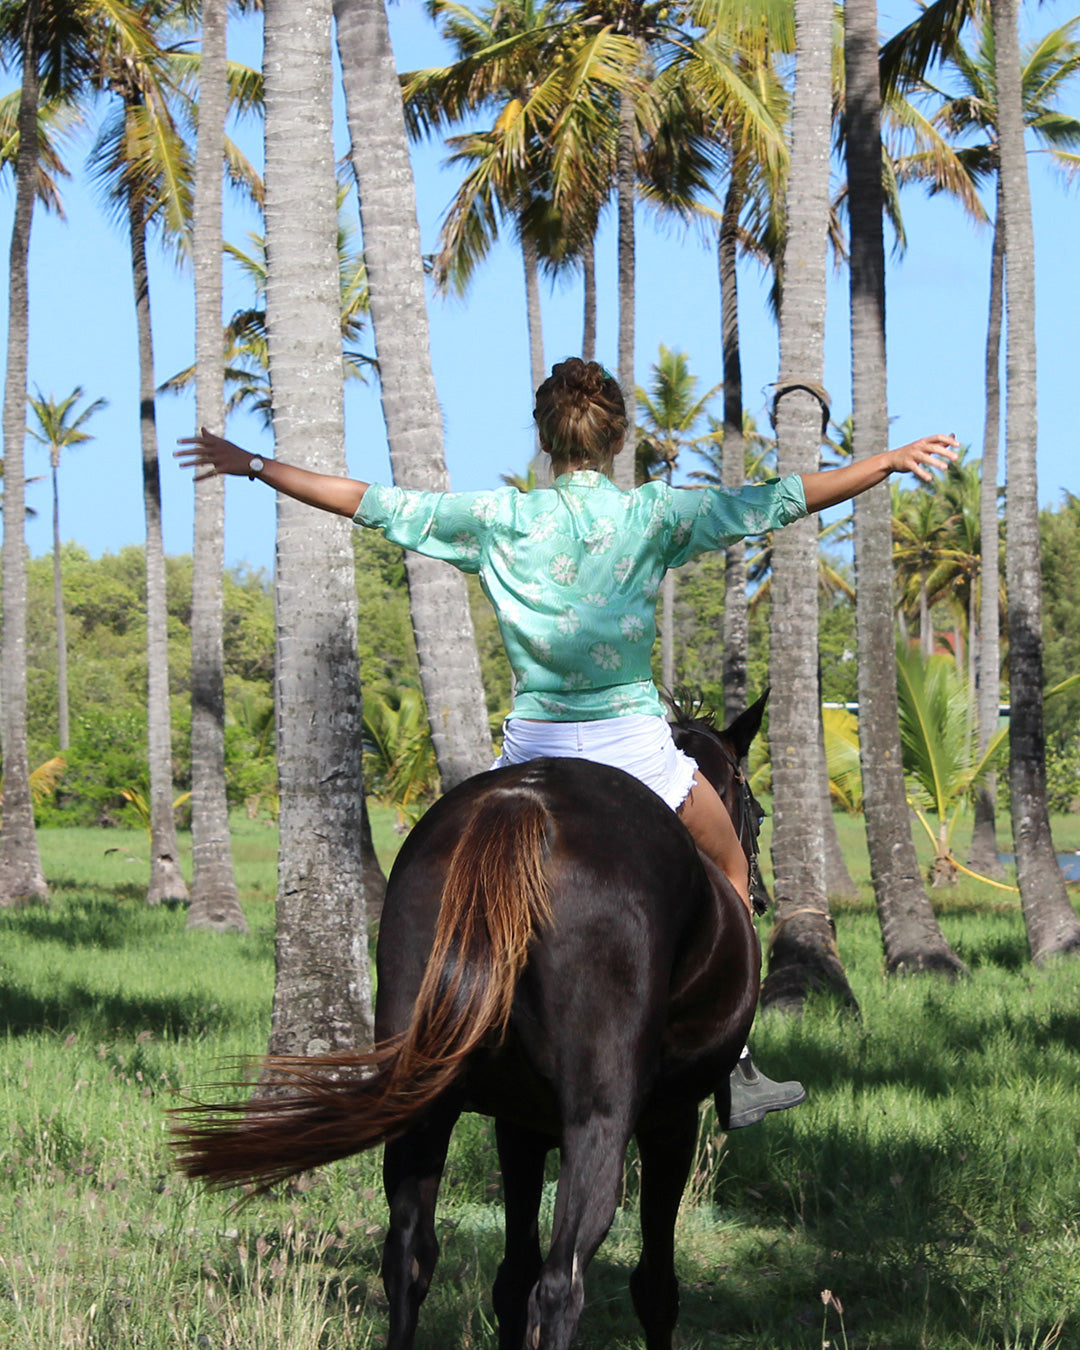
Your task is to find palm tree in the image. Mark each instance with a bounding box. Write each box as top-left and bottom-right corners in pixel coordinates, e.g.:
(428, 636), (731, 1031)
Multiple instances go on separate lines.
(635, 344), (719, 690)
(160, 206), (372, 422)
(761, 0), (855, 1015)
(932, 455), (992, 696)
(691, 0), (789, 718)
(895, 644), (1008, 888)
(87, 0), (193, 906)
(599, 1), (783, 492)
(0, 0), (96, 906)
(334, 0), (495, 789)
(88, 2), (260, 908)
(0, 85), (79, 209)
(407, 0), (777, 499)
(891, 480), (953, 657)
(844, 0), (965, 977)
(162, 163), (384, 940)
(0, 27), (47, 902)
(403, 0), (618, 403)
(262, 0), (373, 1054)
(897, 11), (1080, 885)
(403, 0), (637, 488)
(991, 0), (1080, 964)
(27, 385), (106, 752)
(187, 0), (247, 934)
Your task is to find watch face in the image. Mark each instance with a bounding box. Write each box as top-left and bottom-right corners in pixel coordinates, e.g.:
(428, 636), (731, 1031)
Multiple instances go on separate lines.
(250, 457), (264, 473)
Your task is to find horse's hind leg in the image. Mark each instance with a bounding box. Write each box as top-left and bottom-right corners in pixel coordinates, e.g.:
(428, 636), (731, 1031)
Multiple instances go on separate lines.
(629, 1107), (699, 1350)
(524, 1110), (633, 1350)
(381, 1091), (462, 1350)
(493, 1118), (552, 1350)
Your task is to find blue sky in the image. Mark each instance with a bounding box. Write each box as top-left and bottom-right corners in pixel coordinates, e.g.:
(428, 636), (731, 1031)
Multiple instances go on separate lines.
(6, 0), (1079, 575)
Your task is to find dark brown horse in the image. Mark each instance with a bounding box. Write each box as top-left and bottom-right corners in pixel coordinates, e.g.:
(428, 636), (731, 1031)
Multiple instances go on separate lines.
(173, 694), (768, 1350)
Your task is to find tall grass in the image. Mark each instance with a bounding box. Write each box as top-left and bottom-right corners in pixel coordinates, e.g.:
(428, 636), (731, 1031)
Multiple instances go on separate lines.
(1, 817), (1078, 1347)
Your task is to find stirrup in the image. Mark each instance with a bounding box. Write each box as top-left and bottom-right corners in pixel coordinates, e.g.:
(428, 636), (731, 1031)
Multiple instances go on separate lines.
(726, 1055), (806, 1129)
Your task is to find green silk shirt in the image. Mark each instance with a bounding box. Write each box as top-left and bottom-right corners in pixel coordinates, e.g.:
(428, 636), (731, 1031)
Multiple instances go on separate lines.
(356, 470), (807, 721)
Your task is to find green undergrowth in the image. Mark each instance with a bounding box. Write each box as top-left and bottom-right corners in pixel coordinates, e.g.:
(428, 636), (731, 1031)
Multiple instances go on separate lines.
(1, 821), (1078, 1347)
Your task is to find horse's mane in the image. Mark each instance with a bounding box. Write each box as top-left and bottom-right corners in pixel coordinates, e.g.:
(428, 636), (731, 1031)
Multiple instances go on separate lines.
(663, 686), (721, 734)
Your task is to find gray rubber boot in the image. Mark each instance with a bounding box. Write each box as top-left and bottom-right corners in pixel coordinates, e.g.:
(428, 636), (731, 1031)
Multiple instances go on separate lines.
(727, 1055), (807, 1129)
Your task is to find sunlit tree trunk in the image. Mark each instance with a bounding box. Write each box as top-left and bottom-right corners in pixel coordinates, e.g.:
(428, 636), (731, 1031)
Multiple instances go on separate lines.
(614, 85), (636, 490)
(334, 0), (493, 787)
(129, 193), (189, 908)
(187, 0), (247, 933)
(660, 561), (675, 691)
(522, 232), (550, 485)
(0, 0), (47, 906)
(51, 453), (69, 751)
(718, 164), (747, 719)
(967, 180), (1006, 880)
(263, 0), (372, 1055)
(845, 0), (963, 975)
(993, 0), (1080, 964)
(582, 238), (597, 363)
(761, 0), (855, 1014)
(816, 699), (857, 898)
(522, 232), (545, 400)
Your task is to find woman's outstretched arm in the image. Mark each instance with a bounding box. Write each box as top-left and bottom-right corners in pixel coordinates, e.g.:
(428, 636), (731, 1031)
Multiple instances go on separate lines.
(175, 428), (368, 518)
(800, 433), (960, 513)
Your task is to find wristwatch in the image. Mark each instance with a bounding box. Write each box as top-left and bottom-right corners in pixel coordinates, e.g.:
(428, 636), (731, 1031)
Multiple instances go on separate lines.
(248, 456), (265, 481)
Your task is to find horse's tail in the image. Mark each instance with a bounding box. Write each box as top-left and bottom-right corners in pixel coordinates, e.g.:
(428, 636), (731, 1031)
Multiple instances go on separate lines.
(171, 787), (553, 1193)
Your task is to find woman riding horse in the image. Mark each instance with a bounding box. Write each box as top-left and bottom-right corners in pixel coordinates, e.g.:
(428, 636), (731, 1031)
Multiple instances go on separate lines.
(176, 357), (957, 1117)
(176, 694), (773, 1350)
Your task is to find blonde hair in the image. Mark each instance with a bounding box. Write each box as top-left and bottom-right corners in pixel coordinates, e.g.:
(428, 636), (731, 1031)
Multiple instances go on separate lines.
(533, 359), (628, 471)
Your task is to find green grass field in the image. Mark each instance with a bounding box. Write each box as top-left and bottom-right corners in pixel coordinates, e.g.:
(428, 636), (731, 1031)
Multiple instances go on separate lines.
(1, 808), (1078, 1348)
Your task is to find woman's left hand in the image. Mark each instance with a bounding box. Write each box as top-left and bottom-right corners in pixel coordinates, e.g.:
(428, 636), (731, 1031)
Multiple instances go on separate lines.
(889, 433), (961, 483)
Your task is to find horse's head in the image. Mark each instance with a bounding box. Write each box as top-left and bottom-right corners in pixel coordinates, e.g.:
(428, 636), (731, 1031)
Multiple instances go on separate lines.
(669, 689), (771, 914)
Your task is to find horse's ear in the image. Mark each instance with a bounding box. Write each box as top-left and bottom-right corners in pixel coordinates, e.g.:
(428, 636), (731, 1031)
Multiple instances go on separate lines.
(724, 687), (769, 759)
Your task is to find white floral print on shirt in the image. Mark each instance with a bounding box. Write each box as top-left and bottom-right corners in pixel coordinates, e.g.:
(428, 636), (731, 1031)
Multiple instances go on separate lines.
(356, 471), (807, 721)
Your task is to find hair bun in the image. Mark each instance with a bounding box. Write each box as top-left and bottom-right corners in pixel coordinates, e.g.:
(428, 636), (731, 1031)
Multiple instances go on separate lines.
(551, 358), (610, 405)
(534, 359), (627, 467)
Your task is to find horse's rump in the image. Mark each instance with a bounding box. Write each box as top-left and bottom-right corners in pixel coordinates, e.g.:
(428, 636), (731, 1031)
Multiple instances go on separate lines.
(171, 770), (558, 1190)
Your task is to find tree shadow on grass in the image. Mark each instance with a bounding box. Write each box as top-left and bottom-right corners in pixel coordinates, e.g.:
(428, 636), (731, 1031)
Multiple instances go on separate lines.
(166, 1119), (1080, 1350)
(0, 978), (233, 1039)
(955, 929), (1030, 972)
(0, 888), (172, 949)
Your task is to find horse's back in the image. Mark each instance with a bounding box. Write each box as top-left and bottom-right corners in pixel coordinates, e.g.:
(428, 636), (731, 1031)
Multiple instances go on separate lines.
(374, 758), (743, 1127)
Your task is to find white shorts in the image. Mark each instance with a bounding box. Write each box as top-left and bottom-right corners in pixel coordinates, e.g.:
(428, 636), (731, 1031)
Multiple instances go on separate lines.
(492, 714), (699, 812)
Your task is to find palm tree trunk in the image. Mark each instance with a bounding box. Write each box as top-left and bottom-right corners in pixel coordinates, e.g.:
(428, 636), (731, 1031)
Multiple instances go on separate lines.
(0, 1), (47, 906)
(334, 0), (493, 788)
(188, 0), (247, 934)
(51, 456), (70, 751)
(522, 232), (545, 400)
(660, 569), (675, 691)
(992, 0), (1080, 964)
(919, 580), (932, 658)
(967, 183), (1006, 880)
(816, 696), (857, 898)
(761, 0), (855, 1015)
(263, 0), (373, 1054)
(128, 194), (188, 907)
(718, 162), (747, 719)
(845, 0), (963, 976)
(582, 236), (597, 363)
(614, 84), (636, 491)
(521, 232), (551, 486)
